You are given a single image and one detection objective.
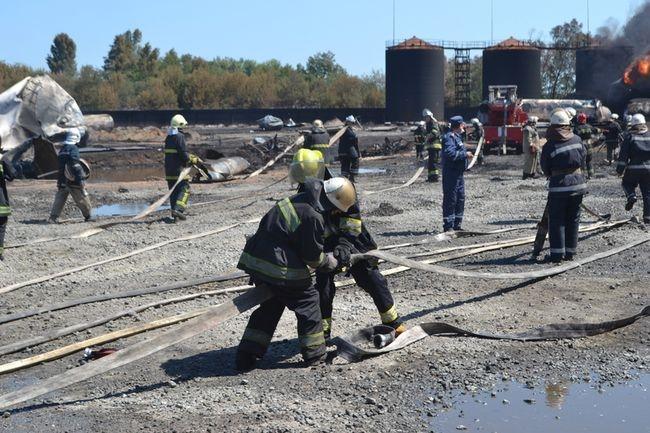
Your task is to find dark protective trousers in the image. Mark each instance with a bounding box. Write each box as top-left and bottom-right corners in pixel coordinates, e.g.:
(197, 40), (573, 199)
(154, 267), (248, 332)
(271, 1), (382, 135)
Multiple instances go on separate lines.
(622, 171), (650, 222)
(416, 144), (424, 159)
(606, 140), (618, 163)
(238, 282), (326, 362)
(585, 145), (594, 178)
(167, 179), (190, 213)
(427, 149), (440, 181)
(0, 217), (6, 256)
(442, 168), (465, 231)
(340, 156), (359, 183)
(548, 194), (583, 261)
(315, 261), (401, 337)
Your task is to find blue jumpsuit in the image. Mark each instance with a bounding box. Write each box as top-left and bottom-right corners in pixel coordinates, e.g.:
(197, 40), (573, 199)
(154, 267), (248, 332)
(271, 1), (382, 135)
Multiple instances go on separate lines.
(441, 131), (468, 231)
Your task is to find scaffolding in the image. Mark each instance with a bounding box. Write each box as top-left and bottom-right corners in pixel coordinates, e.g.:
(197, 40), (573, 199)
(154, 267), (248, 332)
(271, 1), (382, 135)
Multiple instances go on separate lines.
(454, 49), (471, 106)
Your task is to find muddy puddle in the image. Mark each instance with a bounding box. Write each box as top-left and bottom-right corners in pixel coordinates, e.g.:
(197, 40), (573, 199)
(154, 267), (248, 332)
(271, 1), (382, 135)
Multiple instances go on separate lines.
(428, 374), (649, 433)
(93, 202), (169, 217)
(90, 166), (164, 183)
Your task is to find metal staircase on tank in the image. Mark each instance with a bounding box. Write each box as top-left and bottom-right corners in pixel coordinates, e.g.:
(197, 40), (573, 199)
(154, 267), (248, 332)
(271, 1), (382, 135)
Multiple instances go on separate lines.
(454, 48), (471, 107)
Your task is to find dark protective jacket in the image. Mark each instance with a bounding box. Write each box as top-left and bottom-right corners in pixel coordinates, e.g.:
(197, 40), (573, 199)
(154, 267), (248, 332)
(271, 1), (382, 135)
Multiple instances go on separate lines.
(425, 120), (442, 150)
(304, 128), (330, 152)
(604, 120), (622, 142)
(471, 124), (484, 141)
(238, 179), (327, 288)
(540, 128), (587, 197)
(441, 131), (468, 171)
(338, 128), (359, 159)
(0, 161), (13, 217)
(414, 125), (426, 144)
(56, 143), (84, 187)
(616, 128), (650, 175)
(574, 123), (598, 142)
(164, 130), (191, 181)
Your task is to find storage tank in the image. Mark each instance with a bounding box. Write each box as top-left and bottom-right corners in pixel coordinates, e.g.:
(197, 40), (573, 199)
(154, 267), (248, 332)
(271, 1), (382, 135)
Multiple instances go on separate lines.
(385, 37), (445, 121)
(482, 37), (541, 99)
(575, 46), (634, 101)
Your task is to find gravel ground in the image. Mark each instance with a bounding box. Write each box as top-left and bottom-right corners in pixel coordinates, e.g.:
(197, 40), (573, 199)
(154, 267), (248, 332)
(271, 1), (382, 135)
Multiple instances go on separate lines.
(0, 141), (647, 433)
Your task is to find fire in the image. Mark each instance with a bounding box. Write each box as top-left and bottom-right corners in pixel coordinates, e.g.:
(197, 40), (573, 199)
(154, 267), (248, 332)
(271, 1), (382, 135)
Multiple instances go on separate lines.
(623, 52), (650, 86)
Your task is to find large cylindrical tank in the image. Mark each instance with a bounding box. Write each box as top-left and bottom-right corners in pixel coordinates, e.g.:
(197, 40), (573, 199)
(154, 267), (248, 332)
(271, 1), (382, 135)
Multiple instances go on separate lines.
(575, 46), (634, 101)
(385, 37), (445, 121)
(482, 38), (541, 99)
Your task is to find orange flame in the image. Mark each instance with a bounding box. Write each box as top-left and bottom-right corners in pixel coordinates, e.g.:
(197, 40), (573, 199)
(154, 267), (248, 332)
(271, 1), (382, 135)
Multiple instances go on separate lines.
(624, 53), (650, 86)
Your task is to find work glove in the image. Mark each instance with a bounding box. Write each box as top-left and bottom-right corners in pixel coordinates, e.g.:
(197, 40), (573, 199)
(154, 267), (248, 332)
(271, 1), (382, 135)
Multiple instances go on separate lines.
(189, 154), (203, 165)
(333, 244), (352, 270)
(318, 252), (338, 273)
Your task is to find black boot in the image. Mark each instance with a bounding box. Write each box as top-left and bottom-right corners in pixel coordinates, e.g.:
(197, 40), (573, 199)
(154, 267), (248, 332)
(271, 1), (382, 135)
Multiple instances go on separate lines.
(235, 350), (258, 372)
(625, 196), (637, 211)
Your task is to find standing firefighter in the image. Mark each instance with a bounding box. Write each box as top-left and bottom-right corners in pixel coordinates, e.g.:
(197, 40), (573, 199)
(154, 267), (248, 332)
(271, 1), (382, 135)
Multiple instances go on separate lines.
(413, 121), (426, 160)
(573, 113), (598, 178)
(522, 116), (541, 179)
(470, 118), (485, 165)
(0, 147), (15, 260)
(235, 176), (355, 371)
(304, 119), (333, 164)
(604, 113), (623, 165)
(441, 116), (473, 232)
(540, 109), (587, 263)
(164, 115), (201, 222)
(289, 149), (405, 340)
(338, 116), (360, 182)
(617, 113), (650, 223)
(423, 109), (442, 182)
(48, 128), (93, 223)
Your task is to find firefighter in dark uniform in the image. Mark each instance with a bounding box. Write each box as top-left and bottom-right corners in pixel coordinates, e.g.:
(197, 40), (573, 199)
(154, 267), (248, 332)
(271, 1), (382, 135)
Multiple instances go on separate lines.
(617, 113), (650, 223)
(573, 112), (598, 178)
(304, 119), (333, 164)
(164, 114), (201, 222)
(470, 118), (485, 165)
(235, 175), (356, 371)
(338, 115), (360, 182)
(288, 149), (406, 339)
(540, 108), (588, 263)
(605, 113), (623, 165)
(0, 142), (16, 260)
(423, 109), (442, 182)
(414, 121), (426, 160)
(441, 116), (473, 232)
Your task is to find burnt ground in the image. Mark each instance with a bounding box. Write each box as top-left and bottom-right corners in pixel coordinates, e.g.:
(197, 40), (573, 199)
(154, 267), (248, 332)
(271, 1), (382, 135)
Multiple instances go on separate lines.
(0, 127), (647, 433)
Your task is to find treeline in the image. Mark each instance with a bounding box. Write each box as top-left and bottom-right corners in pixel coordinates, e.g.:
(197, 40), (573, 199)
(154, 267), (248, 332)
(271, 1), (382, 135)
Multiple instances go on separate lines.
(0, 29), (385, 111)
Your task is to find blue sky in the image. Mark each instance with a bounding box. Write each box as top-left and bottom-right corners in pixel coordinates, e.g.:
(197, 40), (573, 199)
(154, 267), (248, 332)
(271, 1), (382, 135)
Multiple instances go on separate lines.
(0, 0), (646, 76)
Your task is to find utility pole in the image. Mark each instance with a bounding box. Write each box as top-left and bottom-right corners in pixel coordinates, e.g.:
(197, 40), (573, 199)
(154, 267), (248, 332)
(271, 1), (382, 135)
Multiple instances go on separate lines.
(586, 0), (590, 36)
(491, 0), (494, 44)
(392, 0), (396, 45)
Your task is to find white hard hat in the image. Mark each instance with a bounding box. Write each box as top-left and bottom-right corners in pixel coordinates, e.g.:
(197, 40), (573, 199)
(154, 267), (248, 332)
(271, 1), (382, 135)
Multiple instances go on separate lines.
(418, 121), (426, 126)
(630, 113), (646, 126)
(470, 118), (480, 125)
(550, 108), (571, 126)
(170, 114), (188, 128)
(565, 107), (577, 118)
(323, 177), (356, 212)
(611, 113), (619, 120)
(422, 109), (433, 118)
(64, 128), (81, 145)
(313, 119), (324, 128)
(528, 116), (538, 123)
(345, 115), (357, 124)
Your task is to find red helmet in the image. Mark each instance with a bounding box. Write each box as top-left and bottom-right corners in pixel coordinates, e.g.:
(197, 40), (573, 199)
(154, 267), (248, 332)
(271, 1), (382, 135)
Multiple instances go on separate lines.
(577, 113), (587, 124)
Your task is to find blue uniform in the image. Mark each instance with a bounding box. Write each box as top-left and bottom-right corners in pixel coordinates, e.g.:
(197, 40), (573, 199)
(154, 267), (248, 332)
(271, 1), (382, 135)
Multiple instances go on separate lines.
(617, 127), (650, 222)
(441, 131), (468, 231)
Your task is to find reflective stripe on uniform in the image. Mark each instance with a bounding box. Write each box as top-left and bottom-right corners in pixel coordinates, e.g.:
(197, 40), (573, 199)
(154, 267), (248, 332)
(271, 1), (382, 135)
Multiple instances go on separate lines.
(380, 305), (399, 324)
(550, 143), (583, 158)
(565, 248), (576, 253)
(238, 252), (311, 281)
(176, 187), (190, 209)
(305, 251), (325, 268)
(550, 248), (565, 254)
(311, 144), (330, 150)
(0, 205), (11, 217)
(322, 317), (332, 333)
(547, 183), (587, 193)
(626, 163), (650, 169)
(277, 198), (301, 232)
(242, 328), (273, 347)
(339, 217), (362, 235)
(299, 331), (326, 348)
(164, 148), (178, 154)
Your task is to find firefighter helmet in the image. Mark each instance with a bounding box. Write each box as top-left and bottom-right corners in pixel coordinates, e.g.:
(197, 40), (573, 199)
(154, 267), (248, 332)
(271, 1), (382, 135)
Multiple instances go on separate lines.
(577, 113), (587, 124)
(422, 109), (434, 119)
(323, 177), (356, 212)
(171, 114), (188, 129)
(550, 108), (571, 126)
(289, 148), (325, 184)
(345, 115), (357, 124)
(565, 107), (577, 119)
(64, 158), (91, 182)
(630, 113), (647, 126)
(313, 119), (324, 128)
(611, 113), (619, 120)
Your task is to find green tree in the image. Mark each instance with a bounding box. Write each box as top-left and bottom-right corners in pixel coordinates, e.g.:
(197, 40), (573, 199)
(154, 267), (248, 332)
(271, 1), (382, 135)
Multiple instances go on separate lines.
(46, 33), (77, 75)
(104, 29), (142, 73)
(541, 19), (589, 98)
(304, 51), (345, 80)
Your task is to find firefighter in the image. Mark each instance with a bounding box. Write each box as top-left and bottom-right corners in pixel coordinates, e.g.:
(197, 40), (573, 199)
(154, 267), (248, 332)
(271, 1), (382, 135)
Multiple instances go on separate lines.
(0, 142), (16, 260)
(48, 128), (93, 223)
(413, 121), (426, 160)
(441, 116), (473, 232)
(604, 114), (623, 165)
(289, 149), (405, 339)
(565, 107), (577, 128)
(423, 109), (442, 182)
(573, 113), (599, 178)
(540, 109), (587, 263)
(235, 176), (355, 371)
(470, 118), (484, 165)
(522, 116), (541, 179)
(164, 114), (201, 222)
(338, 115), (360, 182)
(616, 113), (650, 224)
(304, 119), (332, 164)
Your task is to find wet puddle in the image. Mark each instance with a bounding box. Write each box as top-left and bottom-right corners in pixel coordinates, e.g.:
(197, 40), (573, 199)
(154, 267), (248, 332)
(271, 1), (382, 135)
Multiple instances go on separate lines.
(429, 374), (649, 433)
(93, 203), (169, 217)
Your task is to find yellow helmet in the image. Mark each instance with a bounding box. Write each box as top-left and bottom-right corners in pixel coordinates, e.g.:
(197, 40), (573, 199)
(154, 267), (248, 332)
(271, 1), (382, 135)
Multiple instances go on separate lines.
(171, 114), (188, 128)
(289, 148), (325, 184)
(323, 177), (356, 212)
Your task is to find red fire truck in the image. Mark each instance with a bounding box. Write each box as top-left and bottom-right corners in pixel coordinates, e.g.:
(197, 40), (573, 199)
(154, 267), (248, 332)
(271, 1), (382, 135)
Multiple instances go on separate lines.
(478, 85), (528, 155)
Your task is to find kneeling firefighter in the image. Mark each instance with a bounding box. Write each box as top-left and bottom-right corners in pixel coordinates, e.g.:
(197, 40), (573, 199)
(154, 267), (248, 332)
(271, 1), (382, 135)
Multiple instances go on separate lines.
(164, 115), (202, 222)
(235, 170), (356, 371)
(290, 149), (405, 340)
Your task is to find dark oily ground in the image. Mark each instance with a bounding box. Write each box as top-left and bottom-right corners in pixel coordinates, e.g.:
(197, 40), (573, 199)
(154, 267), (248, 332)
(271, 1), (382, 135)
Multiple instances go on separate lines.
(0, 146), (648, 433)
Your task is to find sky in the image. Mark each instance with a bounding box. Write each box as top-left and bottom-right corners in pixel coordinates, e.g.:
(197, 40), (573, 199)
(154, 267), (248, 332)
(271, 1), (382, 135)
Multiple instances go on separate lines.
(0, 0), (646, 76)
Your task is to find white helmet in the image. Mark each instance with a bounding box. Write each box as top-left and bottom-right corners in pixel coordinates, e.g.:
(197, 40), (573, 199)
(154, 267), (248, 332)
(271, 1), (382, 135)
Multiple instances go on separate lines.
(418, 121), (426, 127)
(313, 119), (324, 128)
(170, 114), (188, 128)
(323, 177), (356, 212)
(64, 128), (81, 145)
(550, 108), (571, 126)
(565, 107), (577, 118)
(345, 115), (357, 124)
(611, 113), (619, 120)
(470, 118), (480, 125)
(422, 109), (433, 119)
(630, 113), (647, 126)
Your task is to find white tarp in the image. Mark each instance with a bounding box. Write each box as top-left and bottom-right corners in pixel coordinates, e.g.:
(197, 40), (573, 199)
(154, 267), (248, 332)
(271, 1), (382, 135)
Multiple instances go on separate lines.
(0, 75), (84, 152)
